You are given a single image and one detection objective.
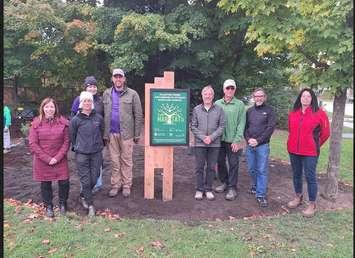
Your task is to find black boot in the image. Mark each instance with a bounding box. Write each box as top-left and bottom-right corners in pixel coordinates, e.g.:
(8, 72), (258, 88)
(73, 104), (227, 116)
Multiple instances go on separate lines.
(59, 202), (67, 215)
(46, 205), (54, 218)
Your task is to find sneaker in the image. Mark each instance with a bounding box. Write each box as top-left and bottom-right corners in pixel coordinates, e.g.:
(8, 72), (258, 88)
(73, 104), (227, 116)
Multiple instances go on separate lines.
(3, 149), (10, 154)
(247, 186), (256, 195)
(287, 195), (303, 209)
(206, 191), (215, 201)
(225, 189), (237, 201)
(214, 183), (227, 193)
(256, 196), (268, 207)
(194, 191), (203, 200)
(45, 205), (54, 218)
(92, 187), (102, 195)
(108, 188), (119, 197)
(80, 196), (89, 209)
(122, 188), (131, 198)
(302, 203), (316, 218)
(88, 205), (96, 217)
(59, 202), (67, 215)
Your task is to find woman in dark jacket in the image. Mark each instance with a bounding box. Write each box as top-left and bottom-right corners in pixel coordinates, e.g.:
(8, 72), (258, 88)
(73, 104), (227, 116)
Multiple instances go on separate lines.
(70, 91), (104, 217)
(29, 97), (70, 218)
(286, 88), (330, 217)
(70, 76), (104, 194)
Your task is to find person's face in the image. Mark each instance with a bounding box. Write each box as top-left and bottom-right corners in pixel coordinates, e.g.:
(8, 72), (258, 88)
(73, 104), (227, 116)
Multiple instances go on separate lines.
(43, 101), (56, 119)
(112, 74), (126, 89)
(223, 85), (236, 99)
(202, 89), (214, 105)
(86, 85), (97, 95)
(253, 90), (266, 106)
(82, 99), (93, 112)
(301, 90), (312, 107)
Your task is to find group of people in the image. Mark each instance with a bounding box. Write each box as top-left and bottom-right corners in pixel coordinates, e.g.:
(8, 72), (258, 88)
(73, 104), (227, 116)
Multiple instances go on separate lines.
(28, 68), (142, 218)
(191, 80), (330, 218)
(27, 69), (329, 219)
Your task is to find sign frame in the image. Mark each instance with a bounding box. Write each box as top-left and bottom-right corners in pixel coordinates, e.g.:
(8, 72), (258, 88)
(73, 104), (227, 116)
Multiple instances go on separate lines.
(150, 88), (190, 146)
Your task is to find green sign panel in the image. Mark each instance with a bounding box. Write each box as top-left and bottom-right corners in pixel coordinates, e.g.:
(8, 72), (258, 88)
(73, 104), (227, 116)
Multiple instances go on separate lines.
(150, 89), (190, 146)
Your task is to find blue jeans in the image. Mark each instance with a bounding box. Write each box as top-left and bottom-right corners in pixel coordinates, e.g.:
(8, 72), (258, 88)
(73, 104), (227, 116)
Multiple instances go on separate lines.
(246, 144), (270, 198)
(289, 154), (319, 202)
(194, 147), (220, 192)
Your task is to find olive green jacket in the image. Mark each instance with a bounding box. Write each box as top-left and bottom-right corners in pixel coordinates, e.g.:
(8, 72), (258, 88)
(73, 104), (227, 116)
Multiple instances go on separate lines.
(102, 86), (143, 140)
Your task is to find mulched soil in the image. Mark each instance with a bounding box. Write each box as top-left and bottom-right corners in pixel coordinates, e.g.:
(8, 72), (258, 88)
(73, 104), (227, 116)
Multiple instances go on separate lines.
(4, 138), (353, 221)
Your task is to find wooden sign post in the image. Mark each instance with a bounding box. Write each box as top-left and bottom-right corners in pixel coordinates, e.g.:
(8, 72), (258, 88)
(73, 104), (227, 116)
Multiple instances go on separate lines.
(144, 72), (174, 201)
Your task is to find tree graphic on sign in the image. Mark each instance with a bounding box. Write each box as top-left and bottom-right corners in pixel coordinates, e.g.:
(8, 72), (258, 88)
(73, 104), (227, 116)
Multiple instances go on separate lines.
(157, 103), (184, 125)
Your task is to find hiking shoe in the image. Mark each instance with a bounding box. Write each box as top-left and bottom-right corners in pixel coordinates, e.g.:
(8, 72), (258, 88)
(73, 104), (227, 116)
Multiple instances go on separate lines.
(302, 203), (316, 218)
(256, 197), (268, 207)
(287, 195), (303, 209)
(45, 206), (54, 218)
(88, 205), (96, 217)
(92, 187), (102, 195)
(59, 202), (67, 215)
(3, 148), (11, 154)
(206, 191), (215, 201)
(225, 189), (237, 201)
(194, 191), (203, 200)
(80, 196), (89, 209)
(108, 188), (119, 197)
(214, 183), (227, 193)
(247, 186), (256, 195)
(122, 188), (131, 198)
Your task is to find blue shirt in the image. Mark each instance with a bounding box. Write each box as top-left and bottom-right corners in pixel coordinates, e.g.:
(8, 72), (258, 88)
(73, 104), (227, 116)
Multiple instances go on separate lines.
(110, 88), (121, 133)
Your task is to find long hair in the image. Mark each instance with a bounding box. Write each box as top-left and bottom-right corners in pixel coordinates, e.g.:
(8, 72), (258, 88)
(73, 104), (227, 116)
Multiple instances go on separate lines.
(38, 97), (60, 121)
(292, 88), (319, 112)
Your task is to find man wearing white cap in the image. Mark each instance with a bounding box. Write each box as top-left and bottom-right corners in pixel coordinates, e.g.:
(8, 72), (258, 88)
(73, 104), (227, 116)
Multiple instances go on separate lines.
(214, 79), (246, 201)
(103, 68), (143, 198)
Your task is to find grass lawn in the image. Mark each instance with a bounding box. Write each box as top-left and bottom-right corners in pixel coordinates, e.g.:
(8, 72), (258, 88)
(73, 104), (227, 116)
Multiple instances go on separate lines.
(4, 201), (353, 257)
(270, 130), (353, 185)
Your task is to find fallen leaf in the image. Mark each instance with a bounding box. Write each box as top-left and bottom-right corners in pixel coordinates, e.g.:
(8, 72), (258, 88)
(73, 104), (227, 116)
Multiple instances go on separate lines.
(48, 248), (58, 254)
(114, 232), (126, 238)
(280, 206), (290, 213)
(25, 199), (33, 205)
(228, 216), (236, 221)
(135, 246), (144, 255)
(42, 239), (50, 244)
(151, 240), (165, 249)
(104, 228), (111, 232)
(291, 248), (296, 252)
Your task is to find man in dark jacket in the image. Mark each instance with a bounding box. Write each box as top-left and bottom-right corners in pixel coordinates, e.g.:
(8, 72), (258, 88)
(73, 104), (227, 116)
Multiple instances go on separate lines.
(244, 88), (276, 207)
(70, 91), (104, 217)
(191, 85), (225, 201)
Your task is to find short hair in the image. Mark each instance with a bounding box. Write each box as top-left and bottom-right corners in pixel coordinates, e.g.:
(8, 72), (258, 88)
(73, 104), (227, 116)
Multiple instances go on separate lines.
(201, 85), (214, 95)
(253, 88), (266, 96)
(38, 97), (60, 121)
(292, 88), (319, 112)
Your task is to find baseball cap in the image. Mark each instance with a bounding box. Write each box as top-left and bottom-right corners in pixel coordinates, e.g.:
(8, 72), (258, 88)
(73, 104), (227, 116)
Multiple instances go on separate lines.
(223, 79), (236, 90)
(112, 68), (125, 77)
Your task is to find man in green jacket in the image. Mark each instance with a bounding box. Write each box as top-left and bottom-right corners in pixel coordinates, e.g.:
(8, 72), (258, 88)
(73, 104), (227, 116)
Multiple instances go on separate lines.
(103, 68), (143, 198)
(214, 79), (246, 200)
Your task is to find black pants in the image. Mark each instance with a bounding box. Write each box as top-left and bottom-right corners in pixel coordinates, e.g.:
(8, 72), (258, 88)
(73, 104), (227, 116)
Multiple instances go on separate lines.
(41, 180), (70, 207)
(75, 152), (102, 205)
(194, 147), (220, 192)
(217, 141), (242, 190)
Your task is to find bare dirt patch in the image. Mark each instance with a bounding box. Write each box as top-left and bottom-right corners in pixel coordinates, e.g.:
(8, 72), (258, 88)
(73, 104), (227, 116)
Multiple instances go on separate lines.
(4, 139), (352, 221)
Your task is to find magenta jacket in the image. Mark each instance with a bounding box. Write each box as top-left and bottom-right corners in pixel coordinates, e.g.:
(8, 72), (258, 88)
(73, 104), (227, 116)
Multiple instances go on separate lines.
(29, 116), (70, 181)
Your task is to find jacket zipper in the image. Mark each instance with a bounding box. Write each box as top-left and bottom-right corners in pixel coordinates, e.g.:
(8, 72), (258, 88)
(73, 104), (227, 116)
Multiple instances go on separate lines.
(297, 113), (303, 153)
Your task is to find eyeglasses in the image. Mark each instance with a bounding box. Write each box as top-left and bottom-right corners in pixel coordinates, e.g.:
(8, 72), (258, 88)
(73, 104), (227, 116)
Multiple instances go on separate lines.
(225, 86), (235, 90)
(254, 95), (265, 98)
(113, 74), (124, 78)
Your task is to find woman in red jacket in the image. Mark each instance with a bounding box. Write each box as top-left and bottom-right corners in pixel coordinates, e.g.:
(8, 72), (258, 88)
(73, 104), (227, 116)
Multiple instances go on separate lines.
(29, 97), (70, 218)
(286, 88), (330, 217)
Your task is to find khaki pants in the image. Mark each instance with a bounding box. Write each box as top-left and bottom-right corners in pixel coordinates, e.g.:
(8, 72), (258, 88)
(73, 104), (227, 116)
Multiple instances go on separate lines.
(108, 133), (134, 189)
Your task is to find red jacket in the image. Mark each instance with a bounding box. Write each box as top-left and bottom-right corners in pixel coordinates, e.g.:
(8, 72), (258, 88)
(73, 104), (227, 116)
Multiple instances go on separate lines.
(287, 107), (330, 156)
(29, 116), (70, 181)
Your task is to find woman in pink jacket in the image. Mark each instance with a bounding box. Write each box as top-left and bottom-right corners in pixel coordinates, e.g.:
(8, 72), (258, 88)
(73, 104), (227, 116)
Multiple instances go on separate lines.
(29, 97), (70, 218)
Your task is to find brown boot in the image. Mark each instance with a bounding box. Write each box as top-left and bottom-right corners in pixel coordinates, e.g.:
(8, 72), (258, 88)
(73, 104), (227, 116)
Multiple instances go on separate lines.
(302, 202), (316, 218)
(287, 194), (303, 209)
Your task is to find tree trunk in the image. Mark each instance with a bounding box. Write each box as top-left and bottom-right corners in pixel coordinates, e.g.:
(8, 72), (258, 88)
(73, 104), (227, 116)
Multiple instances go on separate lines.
(321, 88), (347, 201)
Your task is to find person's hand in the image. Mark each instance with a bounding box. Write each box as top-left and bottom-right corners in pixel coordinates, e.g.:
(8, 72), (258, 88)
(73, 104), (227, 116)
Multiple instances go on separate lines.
(231, 143), (240, 152)
(203, 136), (212, 145)
(248, 138), (258, 147)
(49, 158), (58, 165)
(133, 137), (140, 144)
